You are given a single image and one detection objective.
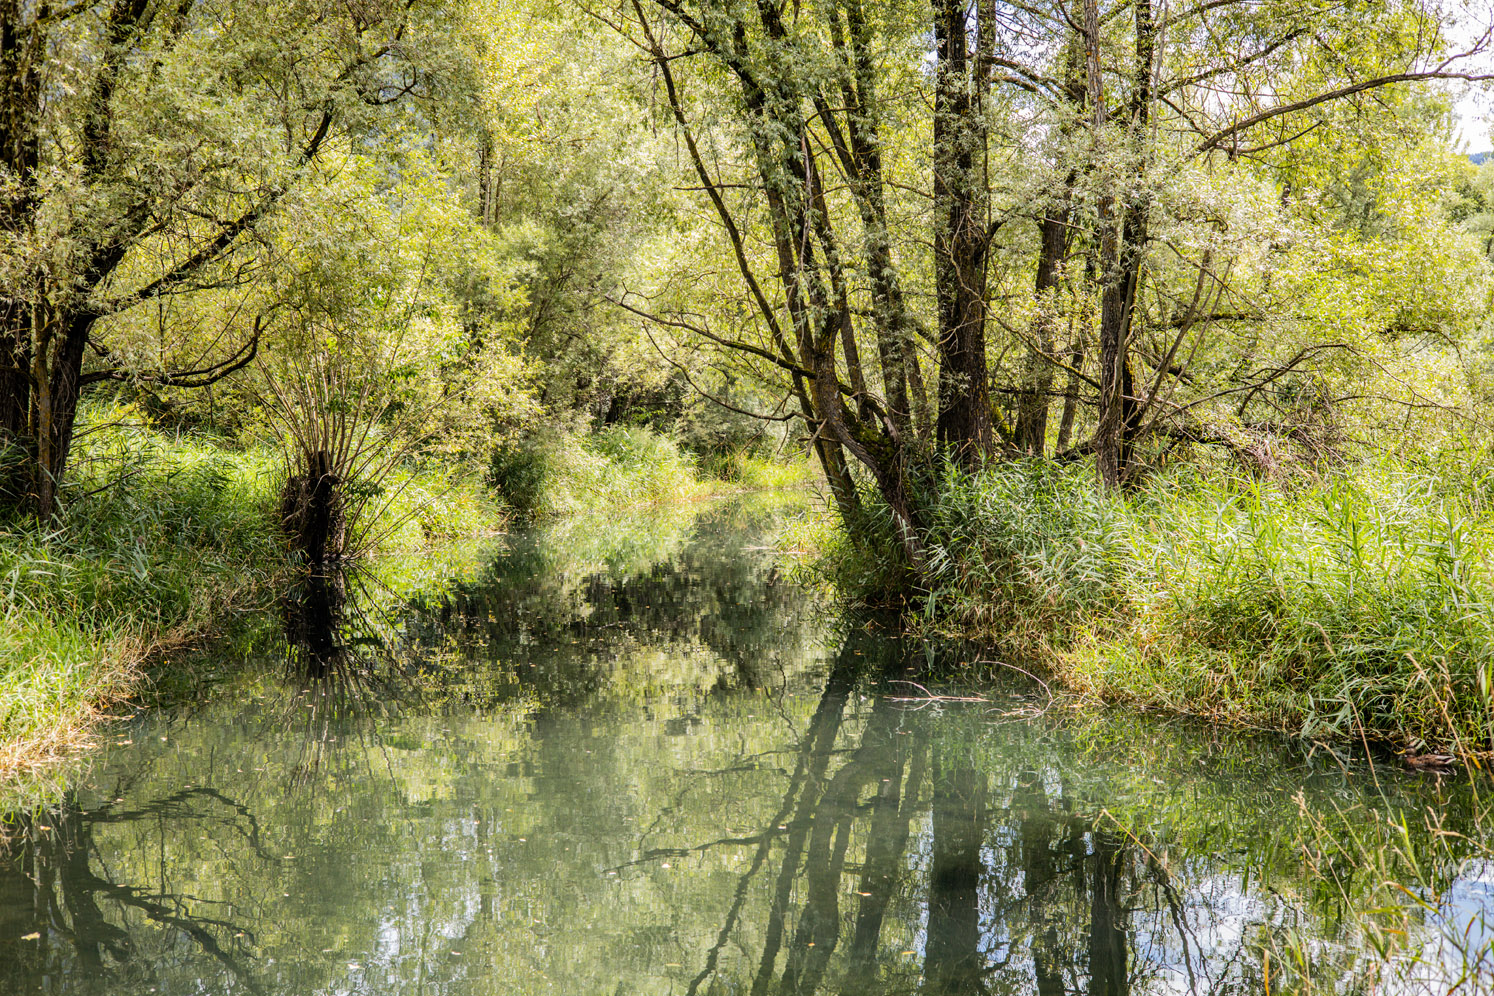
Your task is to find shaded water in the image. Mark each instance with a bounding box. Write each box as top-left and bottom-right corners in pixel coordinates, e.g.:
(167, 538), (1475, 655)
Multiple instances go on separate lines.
(3, 500), (1493, 994)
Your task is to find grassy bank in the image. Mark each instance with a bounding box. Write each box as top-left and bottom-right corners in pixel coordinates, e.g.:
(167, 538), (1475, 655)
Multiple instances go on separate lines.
(817, 459), (1494, 755)
(489, 425), (809, 519)
(0, 421), (503, 791)
(0, 429), (280, 787)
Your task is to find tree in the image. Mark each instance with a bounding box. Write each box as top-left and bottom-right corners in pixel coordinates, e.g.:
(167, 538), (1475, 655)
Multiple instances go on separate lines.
(1067, 0), (1494, 486)
(620, 0), (1005, 568)
(0, 0), (453, 518)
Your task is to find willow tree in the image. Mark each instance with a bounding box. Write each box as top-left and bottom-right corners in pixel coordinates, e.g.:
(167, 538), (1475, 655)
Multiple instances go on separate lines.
(617, 0), (1024, 567)
(0, 0), (457, 518)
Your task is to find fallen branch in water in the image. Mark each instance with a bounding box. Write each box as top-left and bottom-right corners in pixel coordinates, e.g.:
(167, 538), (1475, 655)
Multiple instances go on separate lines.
(883, 680), (988, 704)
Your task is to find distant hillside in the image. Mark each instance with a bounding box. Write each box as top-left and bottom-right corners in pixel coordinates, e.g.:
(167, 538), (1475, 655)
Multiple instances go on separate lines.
(1472, 151), (1492, 165)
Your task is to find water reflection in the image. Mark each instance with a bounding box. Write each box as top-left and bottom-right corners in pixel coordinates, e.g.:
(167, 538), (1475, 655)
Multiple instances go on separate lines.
(281, 566), (350, 681)
(0, 793), (265, 994)
(0, 501), (1489, 994)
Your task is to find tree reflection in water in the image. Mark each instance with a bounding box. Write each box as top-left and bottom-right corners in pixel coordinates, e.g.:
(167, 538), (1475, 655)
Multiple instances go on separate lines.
(0, 502), (1485, 995)
(667, 634), (1163, 996)
(0, 793), (268, 995)
(277, 563), (424, 785)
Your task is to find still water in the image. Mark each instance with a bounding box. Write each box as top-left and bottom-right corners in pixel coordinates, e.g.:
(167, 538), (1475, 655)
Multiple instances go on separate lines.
(3, 500), (1493, 994)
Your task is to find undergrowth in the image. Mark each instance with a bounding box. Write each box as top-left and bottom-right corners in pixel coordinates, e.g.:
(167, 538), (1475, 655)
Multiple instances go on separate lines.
(490, 426), (808, 520)
(0, 426), (280, 787)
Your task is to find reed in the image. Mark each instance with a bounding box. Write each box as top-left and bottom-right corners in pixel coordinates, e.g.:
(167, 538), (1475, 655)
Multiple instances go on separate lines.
(827, 457), (1494, 754)
(0, 423), (279, 779)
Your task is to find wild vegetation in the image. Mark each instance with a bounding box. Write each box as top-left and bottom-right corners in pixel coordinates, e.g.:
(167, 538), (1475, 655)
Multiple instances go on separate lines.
(0, 413), (499, 778)
(0, 0), (800, 773)
(6, 0), (1494, 761)
(602, 0), (1494, 754)
(4, 507), (1491, 993)
(803, 457), (1494, 752)
(15, 3), (1494, 992)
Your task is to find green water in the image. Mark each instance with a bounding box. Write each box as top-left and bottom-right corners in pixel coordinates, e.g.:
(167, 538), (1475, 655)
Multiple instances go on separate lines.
(3, 500), (1492, 994)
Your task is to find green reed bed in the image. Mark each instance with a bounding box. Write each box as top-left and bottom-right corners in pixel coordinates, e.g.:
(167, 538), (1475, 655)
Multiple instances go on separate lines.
(827, 459), (1494, 755)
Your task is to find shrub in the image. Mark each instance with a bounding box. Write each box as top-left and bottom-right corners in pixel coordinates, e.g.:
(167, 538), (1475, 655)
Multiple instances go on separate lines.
(489, 427), (707, 519)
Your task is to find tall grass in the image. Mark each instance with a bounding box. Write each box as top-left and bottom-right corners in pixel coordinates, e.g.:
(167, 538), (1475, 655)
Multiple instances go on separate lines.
(0, 416), (506, 787)
(699, 448), (814, 491)
(0, 425), (281, 781)
(828, 459), (1494, 753)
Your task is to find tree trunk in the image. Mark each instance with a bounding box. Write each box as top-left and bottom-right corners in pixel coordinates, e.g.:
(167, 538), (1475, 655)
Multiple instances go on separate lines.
(1087, 830), (1130, 996)
(1016, 34), (1085, 458)
(639, 0), (933, 575)
(932, 0), (994, 466)
(748, 648), (861, 996)
(1016, 210), (1069, 455)
(1095, 0), (1154, 489)
(280, 449), (347, 565)
(846, 718), (919, 988)
(833, 0), (915, 437)
(1095, 228), (1135, 489)
(477, 134), (496, 227)
(1017, 770), (1067, 996)
(33, 315), (93, 518)
(0, 313), (33, 512)
(1056, 323), (1086, 453)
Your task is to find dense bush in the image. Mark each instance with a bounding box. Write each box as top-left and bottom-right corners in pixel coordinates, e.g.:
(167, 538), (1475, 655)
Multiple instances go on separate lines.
(489, 427), (708, 519)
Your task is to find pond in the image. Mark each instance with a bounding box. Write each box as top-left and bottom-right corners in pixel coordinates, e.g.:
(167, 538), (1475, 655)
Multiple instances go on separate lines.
(2, 499), (1492, 994)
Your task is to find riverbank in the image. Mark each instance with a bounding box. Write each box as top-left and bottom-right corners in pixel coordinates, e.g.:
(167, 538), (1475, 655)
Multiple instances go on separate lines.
(809, 459), (1494, 758)
(0, 421), (805, 791)
(5, 494), (1490, 994)
(2, 431), (277, 789)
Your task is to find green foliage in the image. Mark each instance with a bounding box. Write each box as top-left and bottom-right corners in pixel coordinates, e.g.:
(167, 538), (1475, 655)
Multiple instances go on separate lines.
(0, 422), (280, 780)
(0, 411), (506, 781)
(699, 449), (813, 491)
(490, 427), (709, 519)
(8, 0), (1494, 814)
(247, 149), (539, 460)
